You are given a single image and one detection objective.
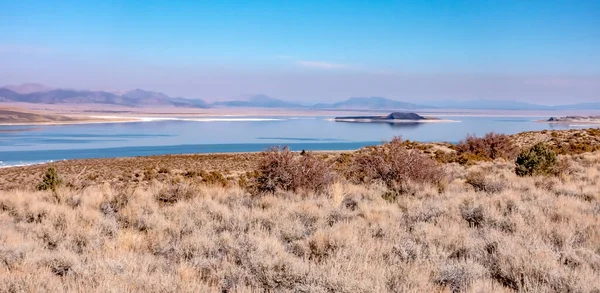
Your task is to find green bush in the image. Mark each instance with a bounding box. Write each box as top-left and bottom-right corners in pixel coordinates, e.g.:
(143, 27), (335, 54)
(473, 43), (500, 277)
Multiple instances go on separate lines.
(515, 143), (558, 177)
(37, 167), (62, 191)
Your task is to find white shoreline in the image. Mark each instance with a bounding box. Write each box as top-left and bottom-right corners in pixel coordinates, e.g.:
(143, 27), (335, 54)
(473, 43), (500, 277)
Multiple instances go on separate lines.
(0, 116), (289, 126)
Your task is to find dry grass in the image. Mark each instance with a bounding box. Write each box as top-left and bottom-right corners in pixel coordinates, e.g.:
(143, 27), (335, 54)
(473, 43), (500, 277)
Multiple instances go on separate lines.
(1, 145), (600, 291)
(0, 153), (263, 191)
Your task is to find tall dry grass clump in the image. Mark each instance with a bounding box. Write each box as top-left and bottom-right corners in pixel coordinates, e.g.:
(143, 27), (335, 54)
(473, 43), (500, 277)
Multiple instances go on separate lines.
(456, 132), (516, 164)
(253, 146), (334, 194)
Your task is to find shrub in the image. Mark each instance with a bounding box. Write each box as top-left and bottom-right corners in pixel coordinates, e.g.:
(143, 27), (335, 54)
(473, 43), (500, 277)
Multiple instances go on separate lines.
(36, 167), (62, 191)
(515, 142), (559, 177)
(255, 146), (297, 193)
(465, 171), (506, 194)
(456, 132), (516, 164)
(351, 137), (445, 192)
(459, 200), (484, 228)
(154, 183), (196, 204)
(200, 170), (228, 187)
(254, 146), (334, 194)
(293, 153), (335, 193)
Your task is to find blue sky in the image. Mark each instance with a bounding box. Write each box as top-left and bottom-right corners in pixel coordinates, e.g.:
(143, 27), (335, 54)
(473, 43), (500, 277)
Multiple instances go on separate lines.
(1, 0), (599, 103)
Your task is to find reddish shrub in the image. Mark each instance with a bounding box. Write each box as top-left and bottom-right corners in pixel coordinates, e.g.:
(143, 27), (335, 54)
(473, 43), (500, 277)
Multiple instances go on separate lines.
(456, 132), (516, 163)
(351, 137), (446, 190)
(254, 146), (334, 194)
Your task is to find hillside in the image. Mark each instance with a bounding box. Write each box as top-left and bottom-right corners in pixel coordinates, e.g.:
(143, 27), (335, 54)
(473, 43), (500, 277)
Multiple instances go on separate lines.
(422, 99), (600, 110)
(211, 94), (304, 108)
(2, 83), (600, 111)
(1, 128), (599, 292)
(0, 108), (78, 124)
(0, 86), (209, 108)
(3, 83), (54, 94)
(314, 97), (432, 110)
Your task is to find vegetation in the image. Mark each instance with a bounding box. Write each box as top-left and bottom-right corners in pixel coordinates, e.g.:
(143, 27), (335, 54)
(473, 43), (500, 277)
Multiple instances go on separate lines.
(36, 166), (62, 191)
(351, 137), (446, 197)
(1, 128), (600, 292)
(455, 132), (516, 164)
(253, 146), (334, 194)
(515, 142), (559, 176)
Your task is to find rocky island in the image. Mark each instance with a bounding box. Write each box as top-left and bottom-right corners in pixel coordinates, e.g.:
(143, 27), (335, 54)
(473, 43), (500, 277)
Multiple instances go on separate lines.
(545, 116), (600, 124)
(334, 112), (443, 123)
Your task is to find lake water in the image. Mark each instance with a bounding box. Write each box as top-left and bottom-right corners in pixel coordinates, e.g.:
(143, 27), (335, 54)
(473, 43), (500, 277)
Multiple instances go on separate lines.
(0, 115), (590, 167)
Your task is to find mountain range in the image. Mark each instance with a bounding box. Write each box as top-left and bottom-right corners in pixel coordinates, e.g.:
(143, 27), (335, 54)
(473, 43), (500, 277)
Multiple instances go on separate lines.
(313, 97), (433, 110)
(1, 83), (599, 111)
(0, 85), (209, 108)
(211, 94), (305, 108)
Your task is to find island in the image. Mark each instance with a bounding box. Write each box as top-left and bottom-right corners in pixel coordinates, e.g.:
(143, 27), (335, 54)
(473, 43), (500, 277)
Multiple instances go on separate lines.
(544, 116), (600, 124)
(334, 112), (444, 123)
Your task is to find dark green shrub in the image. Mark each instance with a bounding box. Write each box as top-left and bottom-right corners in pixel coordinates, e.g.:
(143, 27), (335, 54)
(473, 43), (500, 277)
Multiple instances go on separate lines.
(37, 167), (62, 191)
(515, 143), (558, 176)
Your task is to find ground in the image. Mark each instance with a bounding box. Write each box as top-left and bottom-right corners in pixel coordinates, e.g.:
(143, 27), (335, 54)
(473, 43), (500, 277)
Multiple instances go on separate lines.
(1, 129), (600, 292)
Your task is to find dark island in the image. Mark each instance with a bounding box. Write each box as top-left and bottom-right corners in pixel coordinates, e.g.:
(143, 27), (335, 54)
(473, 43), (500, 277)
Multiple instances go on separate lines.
(334, 112), (442, 123)
(545, 116), (600, 124)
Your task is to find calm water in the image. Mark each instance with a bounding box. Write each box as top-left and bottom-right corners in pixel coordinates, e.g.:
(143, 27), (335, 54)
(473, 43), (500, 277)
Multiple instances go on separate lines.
(0, 115), (586, 166)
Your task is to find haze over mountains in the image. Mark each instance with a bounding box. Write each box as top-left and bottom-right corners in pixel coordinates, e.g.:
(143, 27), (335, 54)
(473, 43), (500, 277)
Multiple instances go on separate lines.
(1, 83), (599, 111)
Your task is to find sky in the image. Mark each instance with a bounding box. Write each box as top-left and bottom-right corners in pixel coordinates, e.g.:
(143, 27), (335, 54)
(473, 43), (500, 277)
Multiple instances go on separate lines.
(0, 0), (599, 104)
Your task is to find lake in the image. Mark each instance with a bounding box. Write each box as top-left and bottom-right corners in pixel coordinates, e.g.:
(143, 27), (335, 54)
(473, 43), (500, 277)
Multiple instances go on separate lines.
(0, 115), (587, 167)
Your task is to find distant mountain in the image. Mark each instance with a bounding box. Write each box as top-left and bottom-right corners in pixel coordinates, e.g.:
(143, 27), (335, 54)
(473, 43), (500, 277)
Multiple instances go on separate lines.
(551, 102), (600, 110)
(421, 100), (600, 110)
(16, 89), (127, 104)
(3, 83), (54, 94)
(423, 100), (551, 110)
(314, 97), (433, 110)
(3, 83), (598, 111)
(0, 86), (209, 108)
(211, 94), (304, 108)
(0, 89), (22, 102)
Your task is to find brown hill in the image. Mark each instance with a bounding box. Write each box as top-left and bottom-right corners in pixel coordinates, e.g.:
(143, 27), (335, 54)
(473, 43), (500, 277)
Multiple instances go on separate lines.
(0, 108), (78, 124)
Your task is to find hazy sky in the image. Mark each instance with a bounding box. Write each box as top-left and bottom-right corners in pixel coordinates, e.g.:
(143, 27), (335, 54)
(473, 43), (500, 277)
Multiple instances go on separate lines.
(1, 0), (599, 104)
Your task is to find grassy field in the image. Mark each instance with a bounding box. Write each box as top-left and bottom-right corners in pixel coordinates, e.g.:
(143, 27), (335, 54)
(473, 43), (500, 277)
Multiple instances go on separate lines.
(1, 129), (600, 292)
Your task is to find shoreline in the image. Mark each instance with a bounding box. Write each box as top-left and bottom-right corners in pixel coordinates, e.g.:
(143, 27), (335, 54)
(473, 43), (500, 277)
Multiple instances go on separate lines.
(0, 149), (351, 169)
(0, 117), (142, 126)
(4, 102), (600, 126)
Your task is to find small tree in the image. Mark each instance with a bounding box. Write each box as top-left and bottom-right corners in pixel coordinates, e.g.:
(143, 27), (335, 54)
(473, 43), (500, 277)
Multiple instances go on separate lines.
(37, 166), (62, 191)
(515, 142), (558, 176)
